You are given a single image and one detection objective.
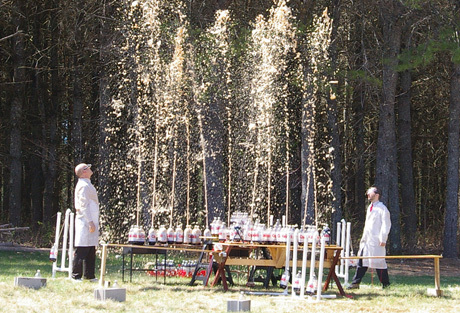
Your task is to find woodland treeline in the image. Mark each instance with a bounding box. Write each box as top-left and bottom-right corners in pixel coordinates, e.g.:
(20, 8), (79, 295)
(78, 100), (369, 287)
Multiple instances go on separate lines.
(0, 0), (459, 257)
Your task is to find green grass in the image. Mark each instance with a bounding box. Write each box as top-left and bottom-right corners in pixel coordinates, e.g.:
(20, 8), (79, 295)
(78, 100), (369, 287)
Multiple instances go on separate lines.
(1, 249), (460, 312)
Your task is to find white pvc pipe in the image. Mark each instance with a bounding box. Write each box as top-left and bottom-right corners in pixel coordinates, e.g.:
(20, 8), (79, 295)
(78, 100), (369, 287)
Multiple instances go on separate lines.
(299, 236), (309, 297)
(335, 221), (341, 274)
(68, 212), (75, 278)
(52, 212), (62, 278)
(344, 222), (351, 284)
(61, 209), (70, 268)
(316, 236), (326, 301)
(340, 219), (346, 275)
(283, 227), (291, 294)
(336, 221), (342, 246)
(309, 231), (318, 282)
(291, 228), (299, 297)
(285, 227), (291, 273)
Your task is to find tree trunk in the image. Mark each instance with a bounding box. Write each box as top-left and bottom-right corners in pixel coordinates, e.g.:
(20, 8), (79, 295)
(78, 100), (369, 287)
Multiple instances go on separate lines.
(31, 11), (45, 227)
(30, 154), (44, 227)
(9, 0), (26, 226)
(351, 79), (366, 230)
(201, 94), (226, 223)
(43, 2), (59, 225)
(72, 54), (83, 163)
(375, 1), (403, 254)
(398, 66), (418, 252)
(443, 61), (460, 258)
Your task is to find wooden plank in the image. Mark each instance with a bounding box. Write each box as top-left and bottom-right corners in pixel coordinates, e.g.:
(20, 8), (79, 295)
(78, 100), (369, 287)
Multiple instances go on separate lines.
(341, 255), (442, 259)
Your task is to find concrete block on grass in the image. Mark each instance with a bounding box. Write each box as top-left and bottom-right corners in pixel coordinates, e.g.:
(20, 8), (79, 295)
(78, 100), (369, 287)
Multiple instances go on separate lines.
(14, 277), (47, 290)
(227, 299), (251, 312)
(94, 288), (126, 302)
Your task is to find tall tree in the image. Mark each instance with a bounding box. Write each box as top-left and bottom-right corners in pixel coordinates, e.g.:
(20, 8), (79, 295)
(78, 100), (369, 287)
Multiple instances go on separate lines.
(375, 0), (403, 254)
(398, 18), (418, 252)
(8, 0), (26, 226)
(443, 0), (460, 259)
(42, 0), (59, 225)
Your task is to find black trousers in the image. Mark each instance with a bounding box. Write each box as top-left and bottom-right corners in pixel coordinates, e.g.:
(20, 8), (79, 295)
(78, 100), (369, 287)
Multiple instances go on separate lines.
(72, 246), (96, 279)
(351, 253), (390, 287)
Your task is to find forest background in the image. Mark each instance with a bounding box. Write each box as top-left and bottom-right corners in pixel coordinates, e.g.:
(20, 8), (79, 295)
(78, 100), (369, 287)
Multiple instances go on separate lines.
(0, 0), (459, 258)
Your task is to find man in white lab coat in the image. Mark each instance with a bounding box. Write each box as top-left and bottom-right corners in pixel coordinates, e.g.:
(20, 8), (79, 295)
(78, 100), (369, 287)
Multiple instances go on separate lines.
(72, 163), (99, 281)
(348, 186), (391, 289)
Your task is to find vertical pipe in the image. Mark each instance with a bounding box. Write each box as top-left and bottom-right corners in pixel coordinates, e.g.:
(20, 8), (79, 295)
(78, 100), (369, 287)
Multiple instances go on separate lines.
(335, 221), (341, 274)
(299, 236), (309, 297)
(285, 227), (291, 273)
(291, 228), (299, 297)
(344, 221), (352, 284)
(52, 211), (62, 277)
(340, 219), (346, 275)
(61, 209), (70, 268)
(309, 231), (318, 282)
(68, 212), (75, 278)
(316, 236), (326, 301)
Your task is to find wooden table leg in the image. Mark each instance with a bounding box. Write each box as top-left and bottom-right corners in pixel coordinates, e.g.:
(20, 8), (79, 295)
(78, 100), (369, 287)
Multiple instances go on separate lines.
(323, 248), (340, 291)
(434, 257), (442, 296)
(323, 249), (350, 298)
(211, 246), (231, 291)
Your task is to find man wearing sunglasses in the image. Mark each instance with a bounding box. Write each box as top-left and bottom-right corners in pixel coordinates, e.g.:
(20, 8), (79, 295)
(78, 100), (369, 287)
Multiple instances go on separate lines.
(72, 163), (100, 282)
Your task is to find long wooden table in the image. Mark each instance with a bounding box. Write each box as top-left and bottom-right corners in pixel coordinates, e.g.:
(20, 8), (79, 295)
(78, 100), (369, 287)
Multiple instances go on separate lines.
(211, 242), (347, 296)
(99, 243), (212, 286)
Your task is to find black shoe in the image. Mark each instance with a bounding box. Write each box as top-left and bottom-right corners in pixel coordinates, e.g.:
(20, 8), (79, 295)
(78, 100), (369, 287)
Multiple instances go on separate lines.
(347, 283), (360, 290)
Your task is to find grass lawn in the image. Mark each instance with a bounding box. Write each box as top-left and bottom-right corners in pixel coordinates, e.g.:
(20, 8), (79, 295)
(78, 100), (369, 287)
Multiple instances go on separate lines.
(1, 248), (459, 312)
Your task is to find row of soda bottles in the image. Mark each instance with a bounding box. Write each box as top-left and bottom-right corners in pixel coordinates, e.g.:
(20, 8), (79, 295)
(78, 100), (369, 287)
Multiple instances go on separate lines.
(284, 270), (320, 295)
(128, 217), (331, 246)
(145, 259), (205, 278)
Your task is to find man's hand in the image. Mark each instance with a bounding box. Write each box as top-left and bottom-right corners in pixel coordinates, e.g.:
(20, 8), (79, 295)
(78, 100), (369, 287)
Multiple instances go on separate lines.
(380, 242), (386, 247)
(89, 221), (96, 233)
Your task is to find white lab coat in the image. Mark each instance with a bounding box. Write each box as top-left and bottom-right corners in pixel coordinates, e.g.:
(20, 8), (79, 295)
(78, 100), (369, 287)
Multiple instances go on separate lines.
(358, 201), (391, 269)
(74, 178), (100, 247)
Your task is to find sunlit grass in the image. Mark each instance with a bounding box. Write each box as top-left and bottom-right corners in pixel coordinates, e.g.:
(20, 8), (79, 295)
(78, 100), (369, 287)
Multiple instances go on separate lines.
(1, 250), (460, 313)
